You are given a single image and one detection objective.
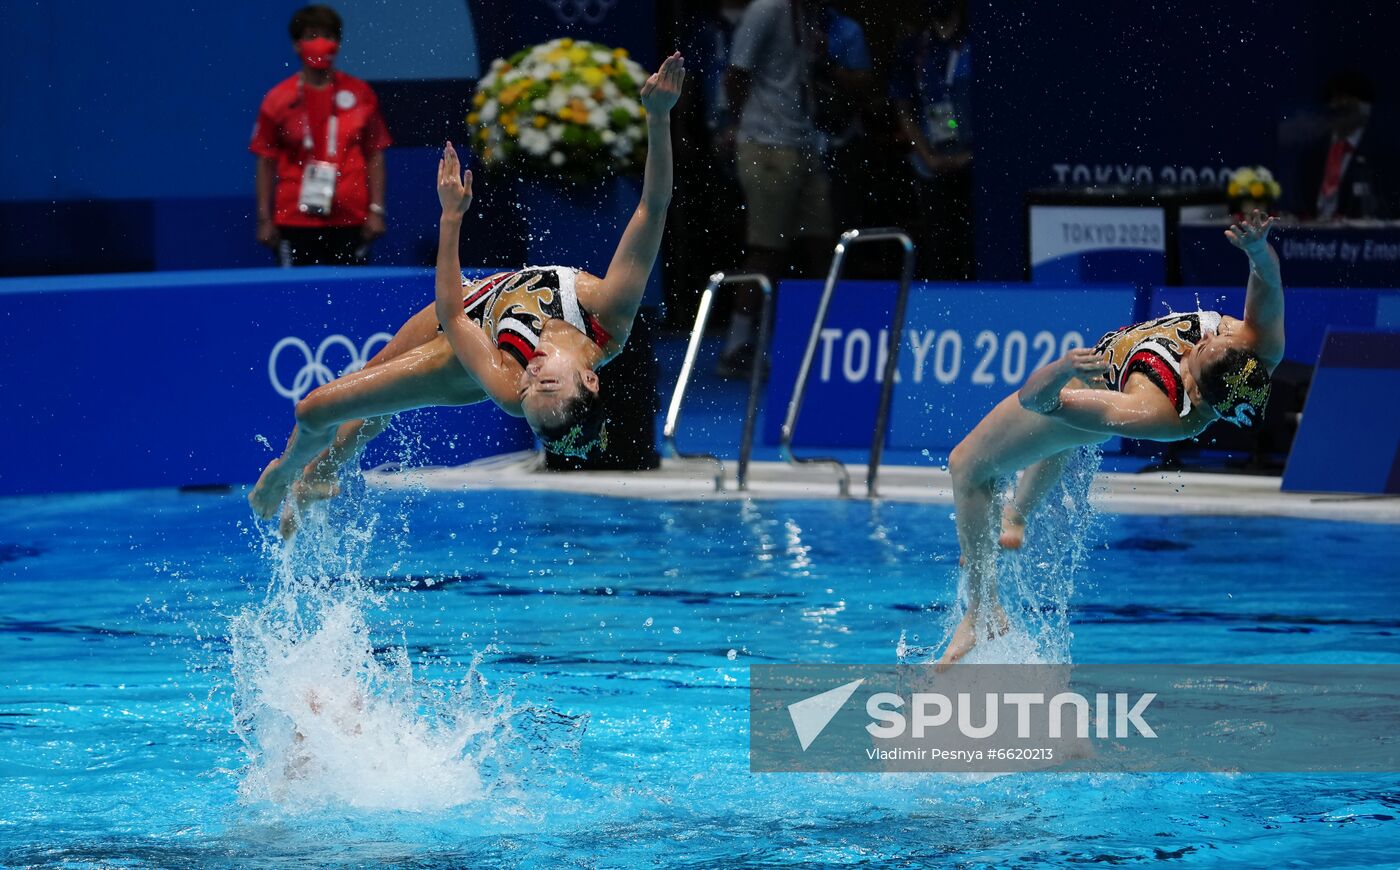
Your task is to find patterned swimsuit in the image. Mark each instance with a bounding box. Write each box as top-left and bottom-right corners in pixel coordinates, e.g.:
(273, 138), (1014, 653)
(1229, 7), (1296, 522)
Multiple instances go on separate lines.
(1092, 310), (1222, 418)
(457, 266), (611, 367)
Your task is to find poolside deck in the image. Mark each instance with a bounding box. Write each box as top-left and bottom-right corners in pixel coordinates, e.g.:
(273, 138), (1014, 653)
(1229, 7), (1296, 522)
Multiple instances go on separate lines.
(375, 451), (1400, 525)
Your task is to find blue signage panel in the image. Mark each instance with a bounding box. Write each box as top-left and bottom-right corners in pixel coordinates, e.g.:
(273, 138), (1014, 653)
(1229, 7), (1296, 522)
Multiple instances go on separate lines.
(1283, 329), (1400, 495)
(763, 282), (1137, 452)
(0, 267), (535, 496)
(1179, 224), (1400, 289)
(1150, 286), (1398, 367)
(1028, 206), (1167, 286)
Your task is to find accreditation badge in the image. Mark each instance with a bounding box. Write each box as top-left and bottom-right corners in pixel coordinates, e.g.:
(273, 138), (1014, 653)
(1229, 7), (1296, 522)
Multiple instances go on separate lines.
(298, 160), (338, 216)
(924, 100), (960, 146)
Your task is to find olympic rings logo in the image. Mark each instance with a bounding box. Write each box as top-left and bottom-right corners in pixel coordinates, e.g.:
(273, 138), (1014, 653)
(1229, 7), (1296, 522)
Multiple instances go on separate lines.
(268, 333), (394, 402)
(540, 0), (617, 25)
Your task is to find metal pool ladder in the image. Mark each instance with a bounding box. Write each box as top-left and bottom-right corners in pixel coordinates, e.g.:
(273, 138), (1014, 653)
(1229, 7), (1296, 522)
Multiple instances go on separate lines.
(663, 272), (774, 492)
(779, 228), (916, 498)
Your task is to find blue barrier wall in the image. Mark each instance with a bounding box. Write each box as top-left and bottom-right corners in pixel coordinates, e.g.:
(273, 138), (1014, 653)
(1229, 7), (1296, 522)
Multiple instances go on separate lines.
(1283, 330), (1400, 495)
(762, 281), (1137, 452)
(1150, 286), (1400, 366)
(0, 267), (535, 496)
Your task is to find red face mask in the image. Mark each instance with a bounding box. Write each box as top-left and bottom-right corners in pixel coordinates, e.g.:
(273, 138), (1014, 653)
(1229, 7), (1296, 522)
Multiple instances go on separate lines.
(298, 37), (339, 70)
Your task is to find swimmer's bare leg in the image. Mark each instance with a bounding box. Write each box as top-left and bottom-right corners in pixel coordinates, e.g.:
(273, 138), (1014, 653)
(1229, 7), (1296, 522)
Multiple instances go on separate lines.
(1000, 449), (1074, 550)
(279, 416), (393, 538)
(940, 459), (1010, 671)
(250, 338), (482, 520)
(251, 302), (447, 520)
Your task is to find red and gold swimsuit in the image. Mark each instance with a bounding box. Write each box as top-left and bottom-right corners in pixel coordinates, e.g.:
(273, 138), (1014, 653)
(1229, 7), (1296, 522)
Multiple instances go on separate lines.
(1092, 310), (1222, 418)
(457, 266), (611, 368)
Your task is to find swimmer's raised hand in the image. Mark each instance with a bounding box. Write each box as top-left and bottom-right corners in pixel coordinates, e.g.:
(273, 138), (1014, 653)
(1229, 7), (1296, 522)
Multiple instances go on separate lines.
(437, 141), (474, 217)
(1225, 208), (1276, 257)
(640, 52), (685, 118)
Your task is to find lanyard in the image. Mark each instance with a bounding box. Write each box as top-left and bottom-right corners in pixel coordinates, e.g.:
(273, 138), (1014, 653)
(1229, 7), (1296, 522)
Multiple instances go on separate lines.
(915, 34), (961, 103)
(297, 72), (340, 160)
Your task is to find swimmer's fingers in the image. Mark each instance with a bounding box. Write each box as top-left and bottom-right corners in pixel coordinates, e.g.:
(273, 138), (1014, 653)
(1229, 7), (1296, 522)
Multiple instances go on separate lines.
(1066, 348), (1108, 373)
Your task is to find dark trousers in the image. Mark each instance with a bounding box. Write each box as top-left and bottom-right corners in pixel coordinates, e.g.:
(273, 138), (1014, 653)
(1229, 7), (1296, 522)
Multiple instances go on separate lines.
(914, 166), (975, 281)
(276, 226), (369, 266)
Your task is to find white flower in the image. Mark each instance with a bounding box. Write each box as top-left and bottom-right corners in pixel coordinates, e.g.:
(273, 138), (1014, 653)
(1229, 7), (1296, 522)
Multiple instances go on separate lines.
(587, 109), (607, 129)
(601, 129), (617, 144)
(532, 98), (545, 111)
(480, 100), (499, 123)
(550, 151), (565, 166)
(546, 89), (568, 111)
(547, 123), (564, 141)
(568, 84), (590, 99)
(519, 129), (550, 156)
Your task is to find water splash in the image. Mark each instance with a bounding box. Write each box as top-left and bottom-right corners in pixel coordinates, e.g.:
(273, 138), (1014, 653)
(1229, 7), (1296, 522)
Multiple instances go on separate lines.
(904, 446), (1103, 665)
(228, 469), (585, 814)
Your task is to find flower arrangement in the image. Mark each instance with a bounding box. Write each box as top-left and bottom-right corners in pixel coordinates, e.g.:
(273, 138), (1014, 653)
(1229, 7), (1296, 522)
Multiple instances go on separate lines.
(467, 39), (650, 181)
(1226, 166), (1283, 203)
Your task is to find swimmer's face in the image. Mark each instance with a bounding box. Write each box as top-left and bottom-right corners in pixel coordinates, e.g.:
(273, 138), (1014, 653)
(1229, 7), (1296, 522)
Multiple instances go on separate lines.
(1187, 327), (1248, 388)
(517, 339), (599, 431)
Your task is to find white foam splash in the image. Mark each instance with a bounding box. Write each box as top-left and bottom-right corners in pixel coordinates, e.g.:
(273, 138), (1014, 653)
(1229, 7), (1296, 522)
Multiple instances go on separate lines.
(228, 481), (583, 814)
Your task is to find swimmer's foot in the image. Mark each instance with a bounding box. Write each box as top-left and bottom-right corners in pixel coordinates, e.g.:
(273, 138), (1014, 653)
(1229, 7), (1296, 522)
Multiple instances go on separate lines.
(999, 504), (1027, 550)
(249, 458), (295, 520)
(278, 474), (341, 539)
(935, 605), (1010, 672)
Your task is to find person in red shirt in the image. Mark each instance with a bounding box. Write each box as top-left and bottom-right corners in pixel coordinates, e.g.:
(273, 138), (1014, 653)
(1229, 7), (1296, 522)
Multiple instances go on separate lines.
(251, 5), (393, 266)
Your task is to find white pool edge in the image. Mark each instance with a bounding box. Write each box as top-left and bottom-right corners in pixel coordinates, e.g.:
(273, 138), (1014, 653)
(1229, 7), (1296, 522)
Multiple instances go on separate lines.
(365, 451), (1400, 525)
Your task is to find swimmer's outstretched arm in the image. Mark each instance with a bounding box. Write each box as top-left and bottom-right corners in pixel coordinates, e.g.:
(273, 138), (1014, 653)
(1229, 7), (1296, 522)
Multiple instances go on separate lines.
(1227, 209), (1284, 371)
(434, 144), (524, 415)
(592, 51), (686, 345)
(1019, 349), (1186, 440)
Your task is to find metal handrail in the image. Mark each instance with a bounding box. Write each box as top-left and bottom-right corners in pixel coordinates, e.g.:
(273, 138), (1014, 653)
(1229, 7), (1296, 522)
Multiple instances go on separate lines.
(663, 272), (774, 492)
(779, 228), (916, 498)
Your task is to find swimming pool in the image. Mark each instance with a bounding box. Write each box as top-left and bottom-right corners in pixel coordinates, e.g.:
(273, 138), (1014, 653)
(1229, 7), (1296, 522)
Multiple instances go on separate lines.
(3, 485), (1398, 866)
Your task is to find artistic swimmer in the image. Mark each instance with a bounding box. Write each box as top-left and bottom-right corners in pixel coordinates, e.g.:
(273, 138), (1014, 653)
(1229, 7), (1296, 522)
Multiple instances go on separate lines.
(249, 52), (687, 531)
(939, 209), (1284, 667)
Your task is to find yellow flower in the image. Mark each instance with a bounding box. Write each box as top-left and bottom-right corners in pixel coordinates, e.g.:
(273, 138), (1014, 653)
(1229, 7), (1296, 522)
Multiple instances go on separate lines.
(472, 91), (486, 108)
(546, 48), (567, 64)
(482, 147), (494, 162)
(558, 38), (574, 48)
(1228, 182), (1242, 197)
(467, 112), (480, 126)
(612, 47), (627, 58)
(533, 115), (548, 128)
(548, 70), (563, 81)
(1249, 182), (1266, 198)
(581, 67), (605, 87)
(505, 123), (519, 136)
(568, 46), (588, 64)
(477, 128), (490, 141)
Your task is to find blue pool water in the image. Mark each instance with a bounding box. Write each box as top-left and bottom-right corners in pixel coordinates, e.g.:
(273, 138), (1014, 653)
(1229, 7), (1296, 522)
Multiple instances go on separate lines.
(2, 484), (1399, 866)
